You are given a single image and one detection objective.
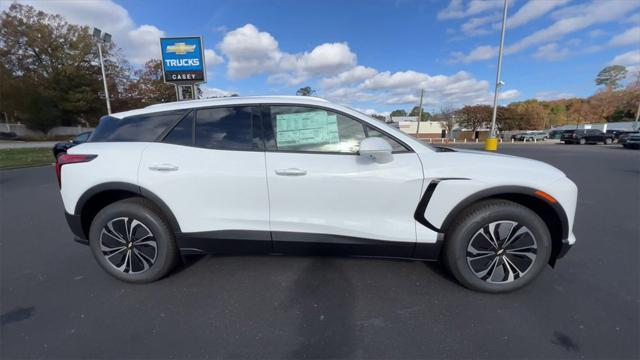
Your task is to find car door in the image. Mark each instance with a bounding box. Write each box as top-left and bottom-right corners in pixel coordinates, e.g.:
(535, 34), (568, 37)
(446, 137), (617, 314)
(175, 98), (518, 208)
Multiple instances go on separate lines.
(138, 106), (271, 253)
(263, 105), (424, 257)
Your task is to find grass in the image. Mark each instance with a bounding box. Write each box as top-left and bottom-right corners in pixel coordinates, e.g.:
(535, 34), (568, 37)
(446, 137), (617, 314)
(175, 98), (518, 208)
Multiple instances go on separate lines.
(0, 148), (54, 169)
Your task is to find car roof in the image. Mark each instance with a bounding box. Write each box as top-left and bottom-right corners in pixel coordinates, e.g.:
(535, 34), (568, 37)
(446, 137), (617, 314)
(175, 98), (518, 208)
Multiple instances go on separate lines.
(110, 96), (331, 119)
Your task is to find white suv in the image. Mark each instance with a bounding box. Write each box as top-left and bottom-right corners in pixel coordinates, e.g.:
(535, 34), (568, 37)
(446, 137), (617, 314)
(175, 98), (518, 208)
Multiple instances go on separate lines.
(57, 96), (577, 292)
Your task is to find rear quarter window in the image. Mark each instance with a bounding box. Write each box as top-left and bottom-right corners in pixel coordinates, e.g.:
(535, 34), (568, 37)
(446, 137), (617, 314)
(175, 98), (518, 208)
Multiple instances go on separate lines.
(90, 110), (188, 142)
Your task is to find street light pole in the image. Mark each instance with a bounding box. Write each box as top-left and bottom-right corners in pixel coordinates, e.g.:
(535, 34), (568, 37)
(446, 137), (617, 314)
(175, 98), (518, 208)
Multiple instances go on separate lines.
(416, 88), (424, 137)
(93, 28), (112, 114)
(96, 42), (111, 114)
(485, 0), (508, 151)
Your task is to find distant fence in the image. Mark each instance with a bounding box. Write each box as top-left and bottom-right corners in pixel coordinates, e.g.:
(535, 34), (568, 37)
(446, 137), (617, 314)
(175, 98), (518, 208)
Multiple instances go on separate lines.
(0, 124), (94, 138)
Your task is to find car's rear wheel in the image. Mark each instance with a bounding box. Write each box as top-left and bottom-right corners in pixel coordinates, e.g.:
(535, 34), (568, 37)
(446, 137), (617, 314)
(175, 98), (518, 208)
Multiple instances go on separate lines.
(443, 199), (551, 293)
(89, 198), (178, 283)
(579, 138), (586, 145)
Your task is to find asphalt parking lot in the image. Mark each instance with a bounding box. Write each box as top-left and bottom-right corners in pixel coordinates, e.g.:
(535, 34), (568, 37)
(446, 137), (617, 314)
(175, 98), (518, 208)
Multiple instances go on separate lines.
(1, 143), (639, 359)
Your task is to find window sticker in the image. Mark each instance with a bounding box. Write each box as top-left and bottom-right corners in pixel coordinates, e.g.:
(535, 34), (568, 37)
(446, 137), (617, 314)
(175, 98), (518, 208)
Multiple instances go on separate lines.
(276, 111), (339, 147)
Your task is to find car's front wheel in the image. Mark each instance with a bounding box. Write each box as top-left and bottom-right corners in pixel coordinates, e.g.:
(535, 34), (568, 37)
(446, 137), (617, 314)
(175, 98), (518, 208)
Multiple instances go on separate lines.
(89, 197), (178, 283)
(579, 138), (586, 145)
(604, 138), (613, 145)
(443, 199), (551, 293)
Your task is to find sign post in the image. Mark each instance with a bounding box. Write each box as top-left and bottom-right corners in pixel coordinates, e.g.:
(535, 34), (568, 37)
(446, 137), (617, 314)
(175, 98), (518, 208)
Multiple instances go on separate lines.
(159, 37), (206, 100)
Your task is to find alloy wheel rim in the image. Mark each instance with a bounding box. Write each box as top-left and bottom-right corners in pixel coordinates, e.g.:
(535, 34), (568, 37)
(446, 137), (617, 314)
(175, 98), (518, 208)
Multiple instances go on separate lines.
(466, 220), (537, 284)
(99, 217), (157, 274)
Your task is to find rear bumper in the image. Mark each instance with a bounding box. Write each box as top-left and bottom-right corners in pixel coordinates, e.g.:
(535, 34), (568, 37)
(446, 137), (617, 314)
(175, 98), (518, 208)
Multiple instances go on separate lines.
(65, 212), (87, 242)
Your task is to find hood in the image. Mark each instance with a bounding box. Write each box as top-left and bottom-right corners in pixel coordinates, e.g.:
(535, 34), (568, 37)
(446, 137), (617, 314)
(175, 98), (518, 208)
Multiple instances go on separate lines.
(419, 148), (566, 185)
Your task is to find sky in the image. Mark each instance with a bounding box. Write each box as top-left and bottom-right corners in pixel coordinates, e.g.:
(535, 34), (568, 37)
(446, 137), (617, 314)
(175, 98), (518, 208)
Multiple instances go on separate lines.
(3, 0), (640, 115)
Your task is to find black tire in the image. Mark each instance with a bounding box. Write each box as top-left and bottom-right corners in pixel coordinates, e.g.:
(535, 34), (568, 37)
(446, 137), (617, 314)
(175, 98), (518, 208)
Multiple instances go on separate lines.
(89, 197), (178, 283)
(579, 138), (586, 145)
(443, 199), (551, 293)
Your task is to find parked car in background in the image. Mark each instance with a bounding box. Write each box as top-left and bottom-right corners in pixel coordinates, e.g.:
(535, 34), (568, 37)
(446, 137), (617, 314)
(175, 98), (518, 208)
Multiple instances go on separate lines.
(52, 131), (92, 158)
(547, 129), (564, 139)
(605, 129), (629, 141)
(511, 131), (548, 141)
(622, 133), (640, 149)
(561, 129), (614, 145)
(617, 131), (640, 144)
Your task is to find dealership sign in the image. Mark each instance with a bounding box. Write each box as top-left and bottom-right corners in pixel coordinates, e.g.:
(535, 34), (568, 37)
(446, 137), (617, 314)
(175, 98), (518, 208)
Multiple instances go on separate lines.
(160, 37), (206, 84)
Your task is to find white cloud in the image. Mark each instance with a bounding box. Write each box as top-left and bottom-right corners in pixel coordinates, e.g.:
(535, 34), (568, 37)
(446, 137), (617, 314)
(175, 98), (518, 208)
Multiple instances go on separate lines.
(506, 0), (640, 54)
(610, 50), (640, 72)
(320, 66), (378, 88)
(498, 89), (521, 100)
(204, 49), (224, 67)
(321, 70), (511, 108)
(588, 29), (606, 38)
(534, 91), (576, 101)
(625, 13), (640, 25)
(218, 24), (356, 84)
(451, 45), (498, 63)
(354, 108), (390, 117)
(452, 0), (640, 63)
(533, 43), (570, 61)
(609, 27), (640, 47)
(461, 13), (500, 36)
(504, 0), (570, 29)
(438, 0), (506, 20)
(9, 0), (169, 66)
(201, 86), (236, 98)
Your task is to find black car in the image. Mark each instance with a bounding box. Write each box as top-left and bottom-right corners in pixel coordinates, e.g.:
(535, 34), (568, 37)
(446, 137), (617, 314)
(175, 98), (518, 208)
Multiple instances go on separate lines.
(52, 131), (92, 158)
(617, 131), (640, 144)
(561, 129), (614, 145)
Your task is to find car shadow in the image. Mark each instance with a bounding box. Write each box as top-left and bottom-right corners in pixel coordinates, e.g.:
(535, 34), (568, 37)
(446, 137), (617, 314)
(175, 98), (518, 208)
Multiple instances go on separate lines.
(286, 257), (356, 359)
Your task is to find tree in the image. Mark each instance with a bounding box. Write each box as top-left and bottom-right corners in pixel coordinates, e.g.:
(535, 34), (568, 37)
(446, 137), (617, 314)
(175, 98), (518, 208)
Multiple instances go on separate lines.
(434, 104), (457, 137)
(296, 86), (316, 96)
(409, 106), (431, 121)
(121, 59), (176, 108)
(456, 105), (492, 132)
(595, 65), (627, 90)
(390, 109), (407, 117)
(0, 3), (129, 131)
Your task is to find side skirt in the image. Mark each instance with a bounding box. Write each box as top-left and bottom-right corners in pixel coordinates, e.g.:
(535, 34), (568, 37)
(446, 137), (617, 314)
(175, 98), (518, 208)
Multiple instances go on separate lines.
(175, 230), (442, 261)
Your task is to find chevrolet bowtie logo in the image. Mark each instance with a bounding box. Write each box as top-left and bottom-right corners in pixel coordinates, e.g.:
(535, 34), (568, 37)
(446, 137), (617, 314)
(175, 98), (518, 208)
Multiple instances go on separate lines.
(166, 42), (196, 55)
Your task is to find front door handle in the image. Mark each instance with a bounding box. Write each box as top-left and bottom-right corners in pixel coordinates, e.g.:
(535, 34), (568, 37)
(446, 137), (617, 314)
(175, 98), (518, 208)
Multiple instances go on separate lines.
(275, 168), (307, 176)
(149, 164), (179, 172)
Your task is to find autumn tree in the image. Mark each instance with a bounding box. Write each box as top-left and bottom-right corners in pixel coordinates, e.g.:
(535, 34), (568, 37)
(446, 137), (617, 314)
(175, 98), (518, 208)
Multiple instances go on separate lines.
(123, 59), (176, 108)
(0, 3), (130, 131)
(595, 65), (627, 90)
(456, 105), (492, 131)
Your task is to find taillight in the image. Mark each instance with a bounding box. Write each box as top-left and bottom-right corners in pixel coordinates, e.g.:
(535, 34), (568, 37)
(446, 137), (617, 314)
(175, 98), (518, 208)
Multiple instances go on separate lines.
(56, 154), (97, 187)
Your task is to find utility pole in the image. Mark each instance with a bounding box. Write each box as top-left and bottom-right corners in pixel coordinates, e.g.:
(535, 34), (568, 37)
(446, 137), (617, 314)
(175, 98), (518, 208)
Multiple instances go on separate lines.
(485, 0), (508, 151)
(634, 101), (640, 131)
(93, 28), (112, 114)
(416, 89), (424, 138)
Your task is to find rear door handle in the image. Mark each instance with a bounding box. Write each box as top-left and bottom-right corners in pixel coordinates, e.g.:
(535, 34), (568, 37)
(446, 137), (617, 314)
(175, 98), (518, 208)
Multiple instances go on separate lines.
(275, 168), (307, 176)
(149, 164), (179, 172)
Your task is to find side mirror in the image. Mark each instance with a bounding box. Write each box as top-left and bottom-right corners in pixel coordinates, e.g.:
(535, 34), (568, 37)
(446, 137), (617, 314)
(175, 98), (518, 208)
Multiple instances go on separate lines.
(359, 137), (393, 163)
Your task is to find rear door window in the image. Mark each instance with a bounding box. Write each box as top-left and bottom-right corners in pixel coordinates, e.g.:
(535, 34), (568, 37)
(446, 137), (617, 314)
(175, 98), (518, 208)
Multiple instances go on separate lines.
(163, 111), (194, 146)
(195, 106), (262, 150)
(91, 110), (188, 142)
